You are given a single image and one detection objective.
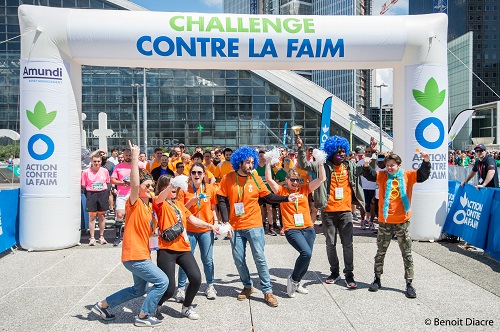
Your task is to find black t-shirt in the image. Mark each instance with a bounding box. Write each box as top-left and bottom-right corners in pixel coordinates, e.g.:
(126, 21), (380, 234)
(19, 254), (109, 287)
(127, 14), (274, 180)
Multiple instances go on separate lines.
(472, 154), (499, 188)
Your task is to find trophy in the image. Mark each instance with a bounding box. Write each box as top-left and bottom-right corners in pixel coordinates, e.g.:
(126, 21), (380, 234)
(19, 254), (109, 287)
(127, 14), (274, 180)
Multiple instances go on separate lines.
(291, 125), (303, 137)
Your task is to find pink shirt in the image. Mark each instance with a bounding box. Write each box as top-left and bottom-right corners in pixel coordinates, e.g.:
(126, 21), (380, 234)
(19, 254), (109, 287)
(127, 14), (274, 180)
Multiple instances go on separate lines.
(81, 167), (110, 192)
(111, 163), (132, 195)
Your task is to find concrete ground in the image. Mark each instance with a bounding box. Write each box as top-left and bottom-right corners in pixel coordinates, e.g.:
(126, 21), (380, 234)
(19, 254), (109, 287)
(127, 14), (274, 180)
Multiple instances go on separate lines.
(0, 220), (499, 332)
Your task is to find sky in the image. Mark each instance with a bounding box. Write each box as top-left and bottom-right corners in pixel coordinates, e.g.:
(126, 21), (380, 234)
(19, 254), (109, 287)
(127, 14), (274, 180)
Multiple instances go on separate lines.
(131, 0), (223, 13)
(131, 0), (409, 105)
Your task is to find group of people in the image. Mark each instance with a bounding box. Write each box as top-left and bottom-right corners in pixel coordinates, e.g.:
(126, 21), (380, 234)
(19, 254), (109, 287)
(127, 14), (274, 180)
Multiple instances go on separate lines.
(86, 136), (432, 327)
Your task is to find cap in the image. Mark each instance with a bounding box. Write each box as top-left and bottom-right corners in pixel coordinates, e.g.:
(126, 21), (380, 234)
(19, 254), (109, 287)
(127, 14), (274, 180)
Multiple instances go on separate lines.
(179, 143), (185, 147)
(474, 144), (486, 151)
(306, 147), (314, 151)
(354, 147), (361, 154)
(288, 150), (296, 155)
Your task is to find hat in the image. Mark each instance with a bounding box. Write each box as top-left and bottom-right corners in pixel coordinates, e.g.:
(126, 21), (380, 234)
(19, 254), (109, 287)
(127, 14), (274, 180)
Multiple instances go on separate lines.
(306, 147), (314, 151)
(178, 143), (185, 147)
(474, 144), (486, 151)
(288, 150), (296, 155)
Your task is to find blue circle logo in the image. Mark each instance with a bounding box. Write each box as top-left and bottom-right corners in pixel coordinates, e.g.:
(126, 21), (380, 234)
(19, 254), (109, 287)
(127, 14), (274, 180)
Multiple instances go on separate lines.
(414, 117), (445, 149)
(28, 134), (55, 160)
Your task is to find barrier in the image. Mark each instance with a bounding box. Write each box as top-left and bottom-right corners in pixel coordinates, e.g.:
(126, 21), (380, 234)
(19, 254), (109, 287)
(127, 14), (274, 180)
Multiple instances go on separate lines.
(444, 180), (500, 259)
(0, 189), (20, 253)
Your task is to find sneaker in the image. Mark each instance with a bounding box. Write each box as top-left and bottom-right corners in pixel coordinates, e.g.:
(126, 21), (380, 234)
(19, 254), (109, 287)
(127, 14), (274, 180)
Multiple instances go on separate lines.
(360, 220), (367, 230)
(175, 287), (185, 303)
(91, 302), (116, 321)
(325, 273), (341, 284)
(205, 284), (217, 300)
(345, 275), (357, 289)
(369, 222), (375, 231)
(134, 315), (162, 327)
(368, 277), (381, 292)
(264, 293), (279, 307)
(112, 237), (122, 247)
(98, 237), (108, 245)
(296, 283), (309, 294)
(237, 287), (254, 301)
(405, 283), (417, 298)
(89, 238), (96, 246)
(286, 275), (298, 298)
(269, 228), (278, 236)
(181, 306), (200, 320)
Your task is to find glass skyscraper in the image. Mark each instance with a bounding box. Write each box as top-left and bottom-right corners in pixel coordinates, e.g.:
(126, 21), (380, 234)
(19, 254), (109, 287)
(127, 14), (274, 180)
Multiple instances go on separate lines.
(2, 0), (375, 154)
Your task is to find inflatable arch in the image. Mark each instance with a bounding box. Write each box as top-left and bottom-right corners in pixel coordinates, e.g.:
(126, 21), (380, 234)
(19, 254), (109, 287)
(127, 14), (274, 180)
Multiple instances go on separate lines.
(18, 5), (448, 250)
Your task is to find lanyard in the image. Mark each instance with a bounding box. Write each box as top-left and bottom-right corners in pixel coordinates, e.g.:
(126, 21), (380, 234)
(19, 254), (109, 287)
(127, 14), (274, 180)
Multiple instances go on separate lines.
(142, 199), (156, 233)
(191, 182), (204, 216)
(236, 174), (249, 202)
(332, 164), (345, 184)
(166, 200), (182, 221)
(287, 187), (299, 212)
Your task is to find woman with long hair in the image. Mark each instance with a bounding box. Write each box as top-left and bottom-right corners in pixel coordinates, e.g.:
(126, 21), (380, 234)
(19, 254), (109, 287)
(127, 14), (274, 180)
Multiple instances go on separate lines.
(153, 174), (218, 320)
(175, 162), (219, 301)
(265, 156), (326, 298)
(91, 141), (168, 327)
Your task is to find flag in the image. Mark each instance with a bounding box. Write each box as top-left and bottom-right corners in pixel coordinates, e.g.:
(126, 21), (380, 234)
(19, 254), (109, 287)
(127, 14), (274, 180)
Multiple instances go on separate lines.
(448, 109), (474, 142)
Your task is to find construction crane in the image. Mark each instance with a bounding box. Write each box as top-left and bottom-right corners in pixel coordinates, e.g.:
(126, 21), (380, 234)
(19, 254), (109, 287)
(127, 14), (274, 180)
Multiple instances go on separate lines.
(380, 0), (399, 15)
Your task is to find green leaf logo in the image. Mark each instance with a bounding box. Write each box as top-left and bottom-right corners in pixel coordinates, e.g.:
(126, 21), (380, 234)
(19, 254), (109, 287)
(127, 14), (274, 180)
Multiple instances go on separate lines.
(26, 101), (57, 130)
(450, 134), (457, 140)
(412, 77), (446, 113)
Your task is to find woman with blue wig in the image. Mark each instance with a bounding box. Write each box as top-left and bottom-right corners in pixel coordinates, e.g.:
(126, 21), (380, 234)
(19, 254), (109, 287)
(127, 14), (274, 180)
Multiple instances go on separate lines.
(296, 136), (377, 289)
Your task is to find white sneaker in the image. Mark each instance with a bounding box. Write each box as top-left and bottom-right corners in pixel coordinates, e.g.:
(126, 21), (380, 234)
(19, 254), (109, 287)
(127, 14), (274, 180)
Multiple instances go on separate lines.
(286, 275), (298, 298)
(204, 284), (217, 300)
(296, 283), (309, 294)
(175, 287), (185, 303)
(181, 306), (200, 320)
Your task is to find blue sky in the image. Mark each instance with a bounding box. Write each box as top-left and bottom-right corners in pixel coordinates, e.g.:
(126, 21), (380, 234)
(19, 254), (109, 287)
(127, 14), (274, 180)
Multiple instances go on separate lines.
(131, 0), (223, 13)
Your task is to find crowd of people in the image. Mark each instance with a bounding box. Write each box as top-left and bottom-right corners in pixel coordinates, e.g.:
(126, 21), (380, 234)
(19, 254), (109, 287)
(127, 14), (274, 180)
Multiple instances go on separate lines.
(83, 136), (435, 327)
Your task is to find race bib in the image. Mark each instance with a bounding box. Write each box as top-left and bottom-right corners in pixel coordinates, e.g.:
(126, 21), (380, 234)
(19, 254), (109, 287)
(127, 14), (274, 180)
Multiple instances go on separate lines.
(149, 235), (159, 251)
(335, 187), (344, 200)
(91, 182), (105, 191)
(234, 202), (245, 216)
(294, 214), (305, 227)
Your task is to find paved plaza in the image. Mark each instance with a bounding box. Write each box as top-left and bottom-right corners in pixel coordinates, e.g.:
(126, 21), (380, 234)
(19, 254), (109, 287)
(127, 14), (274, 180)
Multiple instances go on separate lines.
(0, 223), (499, 332)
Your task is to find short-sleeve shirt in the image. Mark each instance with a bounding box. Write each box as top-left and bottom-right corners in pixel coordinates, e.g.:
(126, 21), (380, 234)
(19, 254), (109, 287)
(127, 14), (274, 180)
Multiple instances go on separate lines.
(178, 183), (218, 233)
(121, 199), (153, 262)
(275, 168), (287, 183)
(154, 200), (192, 252)
(218, 170), (271, 230)
(255, 164), (273, 191)
(111, 163), (132, 195)
(81, 167), (110, 192)
(472, 155), (499, 188)
(324, 163), (352, 212)
(376, 170), (417, 224)
(277, 184), (312, 231)
(146, 160), (161, 172)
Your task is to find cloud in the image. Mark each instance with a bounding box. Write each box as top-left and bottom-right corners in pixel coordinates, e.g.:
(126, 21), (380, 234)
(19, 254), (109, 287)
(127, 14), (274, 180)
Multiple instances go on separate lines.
(202, 0), (223, 7)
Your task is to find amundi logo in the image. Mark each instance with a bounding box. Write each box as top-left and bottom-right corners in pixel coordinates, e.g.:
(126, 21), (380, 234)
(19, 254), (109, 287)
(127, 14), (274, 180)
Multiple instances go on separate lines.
(23, 66), (63, 80)
(452, 192), (482, 229)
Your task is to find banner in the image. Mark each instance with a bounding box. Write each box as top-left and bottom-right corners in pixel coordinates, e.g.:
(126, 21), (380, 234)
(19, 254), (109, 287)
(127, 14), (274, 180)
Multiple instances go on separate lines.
(486, 191), (500, 261)
(20, 59), (71, 197)
(0, 189), (19, 253)
(448, 109), (474, 142)
(448, 180), (460, 212)
(282, 122), (288, 147)
(319, 96), (332, 149)
(443, 184), (494, 248)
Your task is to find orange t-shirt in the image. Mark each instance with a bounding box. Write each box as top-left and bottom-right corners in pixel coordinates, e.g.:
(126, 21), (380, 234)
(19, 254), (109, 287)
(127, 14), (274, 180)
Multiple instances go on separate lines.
(324, 163), (352, 212)
(168, 157), (182, 172)
(277, 184), (312, 231)
(295, 166), (309, 183)
(178, 183), (218, 233)
(218, 171), (270, 230)
(377, 170), (418, 224)
(146, 160), (161, 173)
(122, 199), (154, 262)
(214, 161), (233, 181)
(153, 200), (192, 252)
(205, 162), (217, 176)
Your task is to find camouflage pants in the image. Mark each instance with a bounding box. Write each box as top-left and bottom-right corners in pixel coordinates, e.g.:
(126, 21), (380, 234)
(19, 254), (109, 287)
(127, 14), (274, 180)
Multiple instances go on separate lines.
(374, 220), (413, 282)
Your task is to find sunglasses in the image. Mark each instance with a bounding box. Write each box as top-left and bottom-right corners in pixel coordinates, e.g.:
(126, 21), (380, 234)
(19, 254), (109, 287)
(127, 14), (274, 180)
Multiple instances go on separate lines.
(288, 178), (300, 183)
(191, 171), (203, 176)
(475, 150), (484, 153)
(284, 158), (291, 162)
(144, 183), (155, 189)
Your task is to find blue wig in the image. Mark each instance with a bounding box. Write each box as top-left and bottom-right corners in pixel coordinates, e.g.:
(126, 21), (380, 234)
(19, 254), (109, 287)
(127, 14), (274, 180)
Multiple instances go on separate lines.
(230, 146), (259, 171)
(323, 136), (350, 159)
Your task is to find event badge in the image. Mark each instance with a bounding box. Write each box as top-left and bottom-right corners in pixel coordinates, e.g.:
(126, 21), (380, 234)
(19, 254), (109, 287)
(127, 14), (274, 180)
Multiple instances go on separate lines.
(335, 187), (344, 200)
(149, 234), (159, 251)
(294, 214), (305, 227)
(479, 178), (484, 184)
(234, 202), (245, 216)
(91, 182), (105, 191)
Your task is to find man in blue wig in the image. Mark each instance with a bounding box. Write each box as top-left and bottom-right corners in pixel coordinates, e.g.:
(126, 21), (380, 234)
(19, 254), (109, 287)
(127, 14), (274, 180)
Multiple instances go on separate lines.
(217, 146), (299, 307)
(297, 136), (377, 289)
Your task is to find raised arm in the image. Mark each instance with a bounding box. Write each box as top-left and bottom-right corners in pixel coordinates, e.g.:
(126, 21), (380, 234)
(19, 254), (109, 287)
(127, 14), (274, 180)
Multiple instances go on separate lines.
(308, 160), (326, 192)
(265, 162), (279, 194)
(128, 141), (140, 205)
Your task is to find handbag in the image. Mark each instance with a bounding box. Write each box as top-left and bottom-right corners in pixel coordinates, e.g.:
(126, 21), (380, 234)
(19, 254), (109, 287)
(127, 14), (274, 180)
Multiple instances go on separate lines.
(161, 220), (184, 242)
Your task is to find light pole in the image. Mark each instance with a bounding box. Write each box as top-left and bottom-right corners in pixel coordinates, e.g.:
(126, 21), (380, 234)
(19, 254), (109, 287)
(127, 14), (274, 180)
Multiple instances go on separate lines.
(375, 83), (388, 151)
(131, 83), (142, 148)
(143, 68), (148, 156)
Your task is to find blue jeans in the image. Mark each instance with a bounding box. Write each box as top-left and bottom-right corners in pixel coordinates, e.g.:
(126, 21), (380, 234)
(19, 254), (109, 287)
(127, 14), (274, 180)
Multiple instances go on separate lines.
(106, 260), (169, 316)
(285, 227), (316, 282)
(230, 226), (272, 294)
(178, 231), (215, 288)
